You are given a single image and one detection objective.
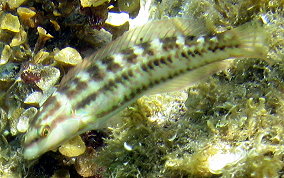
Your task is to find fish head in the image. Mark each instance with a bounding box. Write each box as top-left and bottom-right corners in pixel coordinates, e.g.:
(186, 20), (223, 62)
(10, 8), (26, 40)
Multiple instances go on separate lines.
(23, 116), (81, 160)
(23, 93), (82, 160)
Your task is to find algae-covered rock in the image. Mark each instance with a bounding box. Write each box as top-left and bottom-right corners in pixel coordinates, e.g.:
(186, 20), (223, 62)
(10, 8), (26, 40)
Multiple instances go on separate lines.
(74, 148), (103, 177)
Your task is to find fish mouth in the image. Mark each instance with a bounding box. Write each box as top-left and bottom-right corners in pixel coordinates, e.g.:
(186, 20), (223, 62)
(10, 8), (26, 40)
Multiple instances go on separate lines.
(23, 141), (41, 160)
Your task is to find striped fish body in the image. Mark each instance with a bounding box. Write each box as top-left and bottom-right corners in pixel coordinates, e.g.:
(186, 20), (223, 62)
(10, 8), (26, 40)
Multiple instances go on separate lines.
(23, 18), (267, 160)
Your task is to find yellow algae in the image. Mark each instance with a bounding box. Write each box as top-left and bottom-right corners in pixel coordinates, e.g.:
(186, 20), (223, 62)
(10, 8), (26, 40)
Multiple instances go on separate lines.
(54, 47), (83, 66)
(37, 27), (53, 41)
(59, 136), (86, 157)
(17, 7), (36, 19)
(10, 28), (27, 47)
(2, 0), (27, 9)
(17, 7), (36, 28)
(32, 50), (50, 64)
(0, 13), (20, 32)
(9, 107), (25, 136)
(33, 27), (53, 53)
(24, 92), (43, 107)
(50, 20), (61, 31)
(80, 0), (110, 7)
(17, 7), (36, 18)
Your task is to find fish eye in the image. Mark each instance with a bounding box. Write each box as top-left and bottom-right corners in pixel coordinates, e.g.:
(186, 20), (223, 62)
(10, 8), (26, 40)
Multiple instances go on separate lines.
(39, 125), (50, 137)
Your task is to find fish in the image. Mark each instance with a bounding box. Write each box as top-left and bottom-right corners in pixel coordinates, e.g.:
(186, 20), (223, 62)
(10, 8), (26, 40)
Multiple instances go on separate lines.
(23, 18), (267, 160)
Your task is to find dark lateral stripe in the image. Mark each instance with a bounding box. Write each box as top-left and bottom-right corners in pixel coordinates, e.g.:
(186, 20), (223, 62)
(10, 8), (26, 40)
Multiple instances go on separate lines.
(126, 53), (138, 63)
(76, 91), (98, 109)
(141, 54), (175, 72)
(96, 83), (148, 118)
(75, 80), (88, 91)
(50, 114), (69, 130)
(96, 57), (183, 118)
(96, 50), (217, 119)
(126, 44), (237, 104)
(102, 79), (116, 91)
(75, 69), (135, 110)
(74, 42), (237, 110)
(74, 41), (236, 109)
(96, 71), (167, 118)
(42, 100), (61, 121)
(78, 42), (238, 117)
(66, 89), (80, 99)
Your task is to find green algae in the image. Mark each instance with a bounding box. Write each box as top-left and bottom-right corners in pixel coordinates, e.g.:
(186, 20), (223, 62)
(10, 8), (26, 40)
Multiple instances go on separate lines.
(94, 99), (174, 177)
(165, 59), (284, 177)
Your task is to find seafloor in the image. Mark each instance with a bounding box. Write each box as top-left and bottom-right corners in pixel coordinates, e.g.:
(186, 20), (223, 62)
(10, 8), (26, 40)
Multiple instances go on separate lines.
(0, 0), (283, 177)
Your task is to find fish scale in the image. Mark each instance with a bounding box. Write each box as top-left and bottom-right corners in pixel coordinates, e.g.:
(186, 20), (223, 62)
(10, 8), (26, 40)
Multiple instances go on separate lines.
(23, 18), (267, 160)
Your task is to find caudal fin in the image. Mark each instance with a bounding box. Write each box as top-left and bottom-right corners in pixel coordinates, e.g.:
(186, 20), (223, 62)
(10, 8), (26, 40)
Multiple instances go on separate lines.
(225, 22), (268, 59)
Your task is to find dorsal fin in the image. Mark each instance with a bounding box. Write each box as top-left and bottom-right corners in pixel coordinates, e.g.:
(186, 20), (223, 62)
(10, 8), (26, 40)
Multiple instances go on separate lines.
(59, 18), (206, 88)
(88, 18), (207, 62)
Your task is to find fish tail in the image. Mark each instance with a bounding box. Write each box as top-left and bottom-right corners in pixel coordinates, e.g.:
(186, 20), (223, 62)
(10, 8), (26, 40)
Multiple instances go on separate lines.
(223, 21), (268, 59)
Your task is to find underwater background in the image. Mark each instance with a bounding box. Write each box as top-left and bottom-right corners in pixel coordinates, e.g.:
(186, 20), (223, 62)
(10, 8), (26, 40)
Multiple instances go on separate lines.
(0, 0), (283, 177)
